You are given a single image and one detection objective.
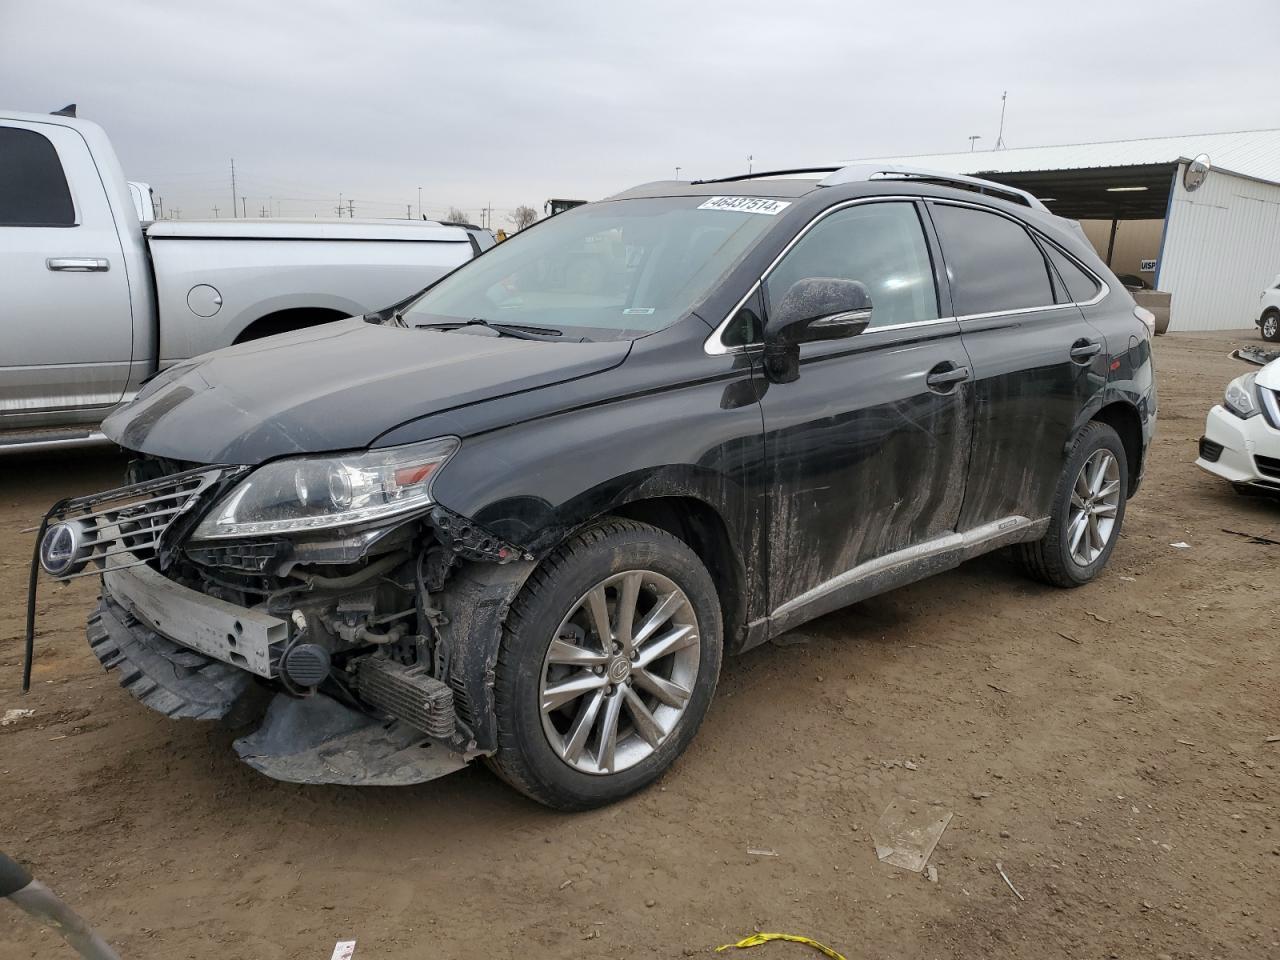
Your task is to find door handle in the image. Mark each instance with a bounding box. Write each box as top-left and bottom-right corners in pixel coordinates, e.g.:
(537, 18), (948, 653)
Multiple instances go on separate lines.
(925, 363), (971, 391)
(46, 258), (109, 272)
(1069, 339), (1102, 363)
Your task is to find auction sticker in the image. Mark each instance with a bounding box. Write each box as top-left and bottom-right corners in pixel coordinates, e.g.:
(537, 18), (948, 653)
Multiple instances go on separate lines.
(697, 196), (791, 215)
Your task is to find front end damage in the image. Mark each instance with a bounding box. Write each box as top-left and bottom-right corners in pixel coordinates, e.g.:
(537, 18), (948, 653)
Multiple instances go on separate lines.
(26, 456), (534, 787)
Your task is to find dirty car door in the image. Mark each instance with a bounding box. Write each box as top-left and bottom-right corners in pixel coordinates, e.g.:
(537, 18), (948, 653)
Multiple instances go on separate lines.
(753, 199), (972, 618)
(926, 201), (1109, 529)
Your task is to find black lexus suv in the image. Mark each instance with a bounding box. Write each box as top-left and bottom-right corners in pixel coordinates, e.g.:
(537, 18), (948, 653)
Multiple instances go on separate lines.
(28, 165), (1157, 809)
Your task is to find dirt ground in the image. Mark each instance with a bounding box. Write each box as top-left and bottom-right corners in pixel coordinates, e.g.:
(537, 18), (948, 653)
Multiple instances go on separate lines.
(2, 331), (1278, 960)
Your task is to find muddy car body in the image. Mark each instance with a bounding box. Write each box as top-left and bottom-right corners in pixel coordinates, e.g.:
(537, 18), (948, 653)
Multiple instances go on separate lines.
(29, 165), (1157, 809)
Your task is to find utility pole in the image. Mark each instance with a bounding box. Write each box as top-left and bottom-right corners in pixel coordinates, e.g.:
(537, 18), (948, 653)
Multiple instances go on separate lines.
(968, 135), (982, 151)
(230, 158), (237, 218)
(172, 207), (181, 219)
(995, 91), (1008, 150)
(417, 186), (422, 219)
(212, 205), (220, 218)
(347, 199), (354, 219)
(156, 196), (164, 218)
(406, 203), (412, 219)
(747, 154), (753, 174)
(487, 202), (493, 230)
(259, 204), (267, 217)
(337, 193), (344, 218)
(675, 166), (681, 180)
(241, 195), (247, 218)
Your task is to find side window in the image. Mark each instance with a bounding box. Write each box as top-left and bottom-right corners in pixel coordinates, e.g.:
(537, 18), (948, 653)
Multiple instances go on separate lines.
(0, 127), (75, 226)
(929, 204), (1054, 315)
(764, 202), (938, 329)
(1043, 243), (1102, 303)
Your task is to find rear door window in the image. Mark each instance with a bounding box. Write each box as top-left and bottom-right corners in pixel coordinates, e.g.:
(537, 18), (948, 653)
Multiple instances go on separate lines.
(0, 126), (75, 226)
(929, 203), (1055, 315)
(764, 201), (938, 329)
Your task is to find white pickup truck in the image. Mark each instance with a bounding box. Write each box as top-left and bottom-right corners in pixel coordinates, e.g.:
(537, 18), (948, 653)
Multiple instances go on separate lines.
(0, 109), (493, 452)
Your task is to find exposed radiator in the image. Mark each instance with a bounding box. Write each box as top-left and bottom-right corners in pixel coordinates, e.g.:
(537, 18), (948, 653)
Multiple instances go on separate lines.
(356, 657), (456, 740)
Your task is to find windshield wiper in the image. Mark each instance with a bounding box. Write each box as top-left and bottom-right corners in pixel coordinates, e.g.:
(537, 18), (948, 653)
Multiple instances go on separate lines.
(415, 318), (567, 341)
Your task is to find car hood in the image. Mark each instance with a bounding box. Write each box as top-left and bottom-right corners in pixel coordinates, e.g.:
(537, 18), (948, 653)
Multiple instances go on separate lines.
(103, 319), (631, 464)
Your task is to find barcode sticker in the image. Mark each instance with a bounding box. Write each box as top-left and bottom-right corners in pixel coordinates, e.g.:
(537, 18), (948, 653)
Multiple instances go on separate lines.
(697, 196), (791, 215)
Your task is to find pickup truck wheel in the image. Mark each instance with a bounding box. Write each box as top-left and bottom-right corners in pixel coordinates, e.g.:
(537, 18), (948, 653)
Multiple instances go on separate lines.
(1261, 311), (1280, 342)
(1017, 421), (1128, 588)
(487, 519), (722, 810)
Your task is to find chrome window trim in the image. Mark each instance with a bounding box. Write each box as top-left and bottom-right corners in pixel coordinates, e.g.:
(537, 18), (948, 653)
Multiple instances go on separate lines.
(705, 194), (1111, 356)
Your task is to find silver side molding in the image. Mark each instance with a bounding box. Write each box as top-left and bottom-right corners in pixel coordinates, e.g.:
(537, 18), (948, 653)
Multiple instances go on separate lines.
(769, 515), (1048, 635)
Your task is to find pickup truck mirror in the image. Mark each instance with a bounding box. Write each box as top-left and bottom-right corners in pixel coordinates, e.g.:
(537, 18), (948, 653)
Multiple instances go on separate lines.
(765, 277), (873, 346)
(761, 278), (872, 383)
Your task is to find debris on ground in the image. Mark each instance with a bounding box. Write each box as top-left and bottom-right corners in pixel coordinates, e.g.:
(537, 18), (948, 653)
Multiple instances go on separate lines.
(1056, 631), (1082, 644)
(1086, 611), (1112, 624)
(746, 847), (779, 858)
(1176, 739), (1197, 746)
(329, 941), (356, 960)
(995, 861), (1025, 902)
(1265, 735), (1280, 744)
(717, 932), (848, 960)
(1, 709), (35, 726)
(926, 865), (939, 883)
(871, 798), (953, 872)
(1170, 541), (1192, 549)
(1221, 528), (1280, 546)
(971, 790), (991, 801)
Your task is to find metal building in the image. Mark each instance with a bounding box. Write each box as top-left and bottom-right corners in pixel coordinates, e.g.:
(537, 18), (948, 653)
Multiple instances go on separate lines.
(844, 130), (1280, 332)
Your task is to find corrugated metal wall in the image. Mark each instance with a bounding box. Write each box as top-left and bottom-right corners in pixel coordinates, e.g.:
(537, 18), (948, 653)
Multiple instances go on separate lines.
(1159, 163), (1280, 331)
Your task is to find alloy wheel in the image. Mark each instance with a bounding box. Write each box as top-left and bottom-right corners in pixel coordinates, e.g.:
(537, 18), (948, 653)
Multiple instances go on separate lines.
(1264, 315), (1278, 339)
(1067, 449), (1122, 566)
(539, 570), (700, 775)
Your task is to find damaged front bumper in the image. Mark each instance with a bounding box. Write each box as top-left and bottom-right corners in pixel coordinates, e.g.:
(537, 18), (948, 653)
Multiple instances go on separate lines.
(89, 568), (471, 786)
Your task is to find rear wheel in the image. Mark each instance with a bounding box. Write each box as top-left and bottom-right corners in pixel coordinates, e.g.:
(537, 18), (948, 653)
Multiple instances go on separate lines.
(1261, 311), (1280, 342)
(1018, 422), (1128, 587)
(487, 519), (722, 810)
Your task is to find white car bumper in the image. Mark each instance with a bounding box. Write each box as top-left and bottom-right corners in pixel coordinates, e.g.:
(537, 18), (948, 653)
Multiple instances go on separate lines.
(1196, 404), (1280, 490)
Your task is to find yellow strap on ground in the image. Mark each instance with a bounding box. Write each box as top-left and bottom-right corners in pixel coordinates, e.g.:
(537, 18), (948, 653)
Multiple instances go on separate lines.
(715, 932), (848, 960)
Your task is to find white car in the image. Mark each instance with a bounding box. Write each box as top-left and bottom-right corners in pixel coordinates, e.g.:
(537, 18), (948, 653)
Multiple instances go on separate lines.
(1259, 274), (1280, 341)
(1196, 356), (1280, 494)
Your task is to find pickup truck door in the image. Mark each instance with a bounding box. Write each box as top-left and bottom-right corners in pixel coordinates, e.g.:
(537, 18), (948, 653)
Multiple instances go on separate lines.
(0, 120), (134, 421)
(750, 199), (973, 623)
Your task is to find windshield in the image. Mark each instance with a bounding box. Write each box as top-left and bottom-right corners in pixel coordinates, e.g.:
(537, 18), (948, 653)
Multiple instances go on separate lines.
(403, 197), (782, 339)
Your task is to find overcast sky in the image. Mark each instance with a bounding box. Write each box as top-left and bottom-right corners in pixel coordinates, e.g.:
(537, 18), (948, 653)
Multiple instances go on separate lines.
(3, 0), (1277, 225)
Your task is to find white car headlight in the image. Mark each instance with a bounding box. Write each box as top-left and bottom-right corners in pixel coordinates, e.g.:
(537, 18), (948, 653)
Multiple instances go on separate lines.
(1224, 373), (1260, 419)
(192, 437), (459, 540)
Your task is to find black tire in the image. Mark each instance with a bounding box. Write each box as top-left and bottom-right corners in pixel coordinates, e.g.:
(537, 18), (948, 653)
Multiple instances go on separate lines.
(1261, 311), (1280, 342)
(486, 518), (722, 810)
(1017, 421), (1128, 588)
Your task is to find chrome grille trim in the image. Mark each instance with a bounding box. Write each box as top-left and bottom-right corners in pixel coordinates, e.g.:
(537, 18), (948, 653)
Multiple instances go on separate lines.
(43, 467), (226, 580)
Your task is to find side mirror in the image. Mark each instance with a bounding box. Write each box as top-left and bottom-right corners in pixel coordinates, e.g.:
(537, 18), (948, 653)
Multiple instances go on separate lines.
(765, 277), (873, 346)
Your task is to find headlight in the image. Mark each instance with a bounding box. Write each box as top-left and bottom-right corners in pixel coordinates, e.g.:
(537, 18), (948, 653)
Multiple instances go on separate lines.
(1224, 373), (1260, 419)
(192, 437), (459, 540)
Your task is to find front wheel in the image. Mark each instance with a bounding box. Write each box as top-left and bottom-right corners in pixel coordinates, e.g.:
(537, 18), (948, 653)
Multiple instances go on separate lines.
(1261, 312), (1280, 342)
(487, 519), (722, 810)
(1018, 422), (1128, 588)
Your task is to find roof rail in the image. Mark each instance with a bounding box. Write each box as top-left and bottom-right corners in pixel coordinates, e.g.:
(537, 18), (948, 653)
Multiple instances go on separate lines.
(819, 164), (1049, 212)
(690, 166), (841, 185)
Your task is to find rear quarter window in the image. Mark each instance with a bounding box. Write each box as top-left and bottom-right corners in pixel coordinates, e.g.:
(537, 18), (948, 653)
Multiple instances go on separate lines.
(0, 126), (75, 227)
(929, 203), (1055, 315)
(1044, 243), (1102, 303)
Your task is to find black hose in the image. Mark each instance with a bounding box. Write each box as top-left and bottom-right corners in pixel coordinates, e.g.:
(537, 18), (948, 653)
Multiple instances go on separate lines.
(22, 498), (69, 693)
(287, 551), (408, 590)
(0, 851), (32, 898)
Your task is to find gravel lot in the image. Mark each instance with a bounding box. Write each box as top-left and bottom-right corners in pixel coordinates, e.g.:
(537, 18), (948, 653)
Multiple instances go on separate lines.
(2, 331), (1277, 960)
